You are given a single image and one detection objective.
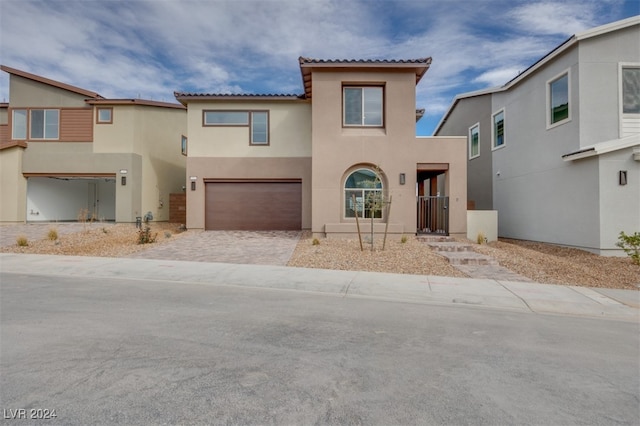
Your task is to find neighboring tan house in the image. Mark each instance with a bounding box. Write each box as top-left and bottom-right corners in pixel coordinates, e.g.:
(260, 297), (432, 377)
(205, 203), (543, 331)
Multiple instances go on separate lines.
(434, 16), (640, 255)
(0, 66), (187, 223)
(175, 57), (467, 238)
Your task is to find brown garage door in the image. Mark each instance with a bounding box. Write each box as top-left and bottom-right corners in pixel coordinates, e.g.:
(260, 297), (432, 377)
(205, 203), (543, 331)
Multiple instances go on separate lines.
(205, 180), (302, 230)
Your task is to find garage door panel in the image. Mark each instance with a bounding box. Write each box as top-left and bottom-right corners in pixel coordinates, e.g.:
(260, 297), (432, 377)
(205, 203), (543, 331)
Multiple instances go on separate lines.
(205, 181), (301, 230)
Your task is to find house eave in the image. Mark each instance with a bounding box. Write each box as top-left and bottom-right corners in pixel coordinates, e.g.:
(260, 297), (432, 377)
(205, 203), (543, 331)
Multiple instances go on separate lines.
(1, 65), (103, 99)
(562, 134), (640, 161)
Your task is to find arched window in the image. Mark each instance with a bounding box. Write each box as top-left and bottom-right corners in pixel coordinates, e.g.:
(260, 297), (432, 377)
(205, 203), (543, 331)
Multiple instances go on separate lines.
(344, 168), (383, 219)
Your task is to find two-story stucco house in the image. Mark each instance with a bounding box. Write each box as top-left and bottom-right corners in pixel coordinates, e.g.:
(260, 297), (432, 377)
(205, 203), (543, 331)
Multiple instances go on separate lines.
(434, 16), (640, 256)
(0, 66), (187, 223)
(175, 57), (467, 238)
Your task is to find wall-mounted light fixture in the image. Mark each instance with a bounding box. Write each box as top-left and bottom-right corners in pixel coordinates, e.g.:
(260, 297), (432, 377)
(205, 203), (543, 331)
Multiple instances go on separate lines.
(619, 170), (627, 186)
(399, 173), (406, 185)
(120, 169), (127, 186)
(190, 176), (197, 191)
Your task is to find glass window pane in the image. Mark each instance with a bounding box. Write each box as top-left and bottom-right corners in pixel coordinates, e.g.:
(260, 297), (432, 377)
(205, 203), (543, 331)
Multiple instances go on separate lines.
(470, 126), (479, 157)
(622, 68), (640, 114)
(363, 87), (383, 126)
(98, 108), (112, 122)
(204, 111), (249, 125)
(345, 169), (381, 188)
(494, 111), (504, 147)
(251, 112), (268, 144)
(12, 109), (27, 139)
(344, 88), (362, 125)
(345, 190), (363, 217)
(31, 109), (44, 138)
(550, 74), (569, 123)
(45, 109), (59, 139)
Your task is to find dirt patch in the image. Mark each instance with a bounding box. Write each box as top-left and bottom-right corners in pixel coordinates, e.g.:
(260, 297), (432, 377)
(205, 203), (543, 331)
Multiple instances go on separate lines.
(0, 223), (189, 258)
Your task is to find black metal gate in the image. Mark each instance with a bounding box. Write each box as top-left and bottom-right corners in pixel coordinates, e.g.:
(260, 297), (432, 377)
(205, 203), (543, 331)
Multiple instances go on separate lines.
(417, 196), (449, 235)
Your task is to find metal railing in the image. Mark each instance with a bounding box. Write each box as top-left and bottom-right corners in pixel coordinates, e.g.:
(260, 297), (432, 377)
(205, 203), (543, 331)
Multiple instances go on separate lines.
(417, 196), (449, 235)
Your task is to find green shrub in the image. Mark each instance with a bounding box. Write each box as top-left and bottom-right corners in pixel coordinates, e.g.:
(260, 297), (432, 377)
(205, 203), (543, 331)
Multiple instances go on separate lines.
(312, 238), (320, 246)
(400, 235), (408, 244)
(616, 231), (640, 265)
(137, 226), (157, 245)
(16, 235), (28, 247)
(47, 228), (58, 241)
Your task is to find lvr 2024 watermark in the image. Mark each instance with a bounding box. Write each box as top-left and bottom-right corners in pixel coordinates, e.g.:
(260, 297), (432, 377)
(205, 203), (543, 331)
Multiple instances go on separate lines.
(3, 408), (57, 420)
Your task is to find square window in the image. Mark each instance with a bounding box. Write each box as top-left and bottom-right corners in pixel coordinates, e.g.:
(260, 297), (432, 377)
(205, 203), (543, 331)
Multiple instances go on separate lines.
(548, 72), (570, 126)
(343, 86), (383, 127)
(97, 107), (113, 124)
(469, 124), (480, 159)
(30, 109), (59, 139)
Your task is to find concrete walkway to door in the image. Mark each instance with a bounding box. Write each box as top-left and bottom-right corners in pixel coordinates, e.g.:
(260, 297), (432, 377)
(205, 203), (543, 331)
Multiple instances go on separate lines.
(128, 230), (302, 265)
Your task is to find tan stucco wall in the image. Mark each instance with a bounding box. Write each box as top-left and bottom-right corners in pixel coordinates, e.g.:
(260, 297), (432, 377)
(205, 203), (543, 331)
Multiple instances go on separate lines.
(0, 146), (27, 222)
(309, 69), (467, 236)
(8, 75), (88, 108)
(186, 101), (311, 158)
(186, 157), (312, 230)
(93, 105), (186, 221)
(21, 142), (142, 222)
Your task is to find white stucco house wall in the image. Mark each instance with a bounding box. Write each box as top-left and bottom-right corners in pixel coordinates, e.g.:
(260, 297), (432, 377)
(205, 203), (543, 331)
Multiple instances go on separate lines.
(435, 16), (640, 256)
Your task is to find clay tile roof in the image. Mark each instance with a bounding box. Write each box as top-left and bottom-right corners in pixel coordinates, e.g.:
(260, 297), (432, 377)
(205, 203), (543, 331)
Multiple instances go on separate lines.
(298, 56), (432, 99)
(173, 92), (305, 105)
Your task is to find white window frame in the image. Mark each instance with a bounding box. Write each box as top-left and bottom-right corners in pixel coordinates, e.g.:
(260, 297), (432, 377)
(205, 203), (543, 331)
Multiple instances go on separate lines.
(468, 123), (480, 160)
(491, 108), (505, 151)
(343, 168), (384, 220)
(96, 107), (113, 124)
(29, 109), (59, 140)
(343, 86), (384, 127)
(619, 62), (640, 137)
(546, 68), (571, 129)
(11, 109), (27, 140)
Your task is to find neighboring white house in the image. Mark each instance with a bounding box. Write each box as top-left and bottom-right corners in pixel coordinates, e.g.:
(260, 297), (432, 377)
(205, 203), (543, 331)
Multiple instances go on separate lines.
(435, 16), (640, 256)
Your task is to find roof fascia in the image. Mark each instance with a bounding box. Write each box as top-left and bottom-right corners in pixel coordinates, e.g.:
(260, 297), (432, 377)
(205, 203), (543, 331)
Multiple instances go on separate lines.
(86, 98), (185, 109)
(433, 87), (499, 135)
(575, 15), (640, 41)
(562, 134), (640, 161)
(0, 65), (103, 99)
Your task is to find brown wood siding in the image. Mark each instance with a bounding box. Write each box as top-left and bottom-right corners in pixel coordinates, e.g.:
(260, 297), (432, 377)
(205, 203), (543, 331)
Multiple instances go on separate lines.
(60, 108), (93, 141)
(0, 124), (8, 145)
(205, 181), (302, 230)
(169, 193), (186, 224)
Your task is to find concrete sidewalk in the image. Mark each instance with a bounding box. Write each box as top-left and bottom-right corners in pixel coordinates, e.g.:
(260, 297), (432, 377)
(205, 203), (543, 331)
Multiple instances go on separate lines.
(1, 253), (638, 321)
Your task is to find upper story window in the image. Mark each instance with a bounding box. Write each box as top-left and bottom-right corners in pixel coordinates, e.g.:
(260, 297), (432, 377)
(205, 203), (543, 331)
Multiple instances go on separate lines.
(622, 66), (640, 114)
(30, 109), (59, 139)
(492, 109), (505, 150)
(12, 109), (27, 139)
(343, 86), (383, 127)
(181, 135), (188, 156)
(469, 123), (480, 159)
(203, 110), (269, 145)
(547, 70), (570, 128)
(96, 107), (113, 124)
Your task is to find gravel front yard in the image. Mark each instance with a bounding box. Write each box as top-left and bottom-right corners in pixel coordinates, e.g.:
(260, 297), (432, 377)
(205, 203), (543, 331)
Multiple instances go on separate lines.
(1, 223), (638, 290)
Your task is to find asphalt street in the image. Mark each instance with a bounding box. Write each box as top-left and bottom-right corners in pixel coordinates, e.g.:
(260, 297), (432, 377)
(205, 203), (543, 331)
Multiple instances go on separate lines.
(1, 271), (639, 425)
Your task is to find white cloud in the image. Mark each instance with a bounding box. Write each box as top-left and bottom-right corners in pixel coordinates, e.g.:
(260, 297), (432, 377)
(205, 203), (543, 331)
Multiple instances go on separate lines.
(0, 0), (635, 133)
(473, 67), (523, 87)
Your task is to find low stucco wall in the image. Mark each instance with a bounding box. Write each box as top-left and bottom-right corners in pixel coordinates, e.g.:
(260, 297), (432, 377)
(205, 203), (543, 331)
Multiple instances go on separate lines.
(467, 210), (498, 243)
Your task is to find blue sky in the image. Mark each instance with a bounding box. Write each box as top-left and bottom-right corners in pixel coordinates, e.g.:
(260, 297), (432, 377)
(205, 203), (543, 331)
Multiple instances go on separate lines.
(1, 0), (639, 135)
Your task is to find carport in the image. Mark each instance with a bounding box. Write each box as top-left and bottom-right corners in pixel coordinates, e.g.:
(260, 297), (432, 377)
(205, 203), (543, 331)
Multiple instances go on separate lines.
(25, 174), (116, 222)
